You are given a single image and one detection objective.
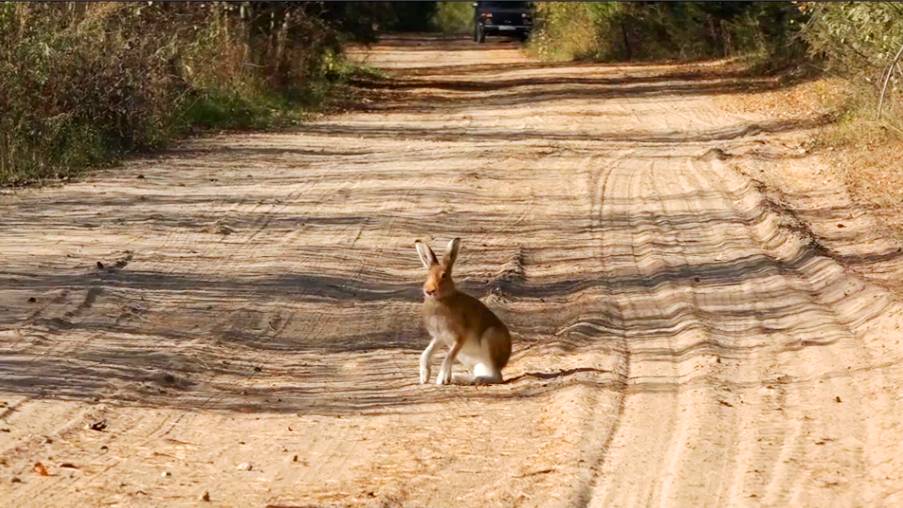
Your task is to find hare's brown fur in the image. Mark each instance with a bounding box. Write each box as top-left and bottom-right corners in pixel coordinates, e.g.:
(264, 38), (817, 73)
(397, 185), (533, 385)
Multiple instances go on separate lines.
(415, 238), (512, 385)
(422, 292), (511, 370)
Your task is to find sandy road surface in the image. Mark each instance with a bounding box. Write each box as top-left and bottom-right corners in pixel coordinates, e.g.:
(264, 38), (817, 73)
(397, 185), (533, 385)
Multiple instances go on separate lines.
(2, 34), (903, 507)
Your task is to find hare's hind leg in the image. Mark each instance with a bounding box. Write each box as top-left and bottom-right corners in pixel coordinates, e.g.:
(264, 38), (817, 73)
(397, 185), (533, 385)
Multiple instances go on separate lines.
(472, 362), (503, 384)
(469, 330), (504, 384)
(450, 351), (478, 385)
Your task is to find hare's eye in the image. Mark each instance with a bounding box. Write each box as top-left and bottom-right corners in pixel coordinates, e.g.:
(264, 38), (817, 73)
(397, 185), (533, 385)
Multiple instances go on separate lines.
(440, 272), (447, 279)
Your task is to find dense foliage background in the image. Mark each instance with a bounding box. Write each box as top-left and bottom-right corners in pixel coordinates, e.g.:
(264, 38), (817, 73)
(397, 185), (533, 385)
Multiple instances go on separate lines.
(529, 2), (806, 63)
(802, 2), (903, 96)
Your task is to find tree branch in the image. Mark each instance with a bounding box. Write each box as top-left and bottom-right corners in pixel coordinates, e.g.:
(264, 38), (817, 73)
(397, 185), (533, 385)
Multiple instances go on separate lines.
(877, 40), (903, 120)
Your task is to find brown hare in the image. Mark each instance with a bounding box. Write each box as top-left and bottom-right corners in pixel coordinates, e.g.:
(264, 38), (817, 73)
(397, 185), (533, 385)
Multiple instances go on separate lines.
(414, 238), (512, 385)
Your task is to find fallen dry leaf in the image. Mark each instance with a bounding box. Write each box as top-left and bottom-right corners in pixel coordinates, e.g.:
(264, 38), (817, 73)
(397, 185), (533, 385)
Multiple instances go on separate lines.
(33, 462), (49, 476)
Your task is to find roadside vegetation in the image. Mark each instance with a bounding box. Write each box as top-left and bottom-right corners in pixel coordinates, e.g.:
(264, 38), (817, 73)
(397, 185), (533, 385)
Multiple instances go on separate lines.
(433, 2), (474, 35)
(529, 3), (805, 64)
(802, 2), (903, 132)
(788, 3), (903, 237)
(0, 2), (387, 187)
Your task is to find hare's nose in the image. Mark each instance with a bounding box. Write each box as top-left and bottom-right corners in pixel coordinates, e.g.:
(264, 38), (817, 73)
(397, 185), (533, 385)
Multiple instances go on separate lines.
(425, 288), (436, 295)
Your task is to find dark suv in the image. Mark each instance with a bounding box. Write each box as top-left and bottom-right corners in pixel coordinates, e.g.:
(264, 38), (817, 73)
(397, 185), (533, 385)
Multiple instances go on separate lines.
(473, 1), (532, 43)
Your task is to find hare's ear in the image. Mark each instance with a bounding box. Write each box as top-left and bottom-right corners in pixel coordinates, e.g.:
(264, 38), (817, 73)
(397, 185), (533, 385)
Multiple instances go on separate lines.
(415, 240), (438, 269)
(443, 238), (461, 269)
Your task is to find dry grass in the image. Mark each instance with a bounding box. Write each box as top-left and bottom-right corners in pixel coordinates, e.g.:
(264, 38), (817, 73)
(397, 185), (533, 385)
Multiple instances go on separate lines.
(815, 93), (903, 238)
(717, 74), (848, 119)
(827, 131), (903, 236)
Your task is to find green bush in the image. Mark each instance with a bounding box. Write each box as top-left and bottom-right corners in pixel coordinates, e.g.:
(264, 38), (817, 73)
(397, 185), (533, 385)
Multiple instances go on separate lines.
(0, 3), (343, 186)
(434, 2), (474, 35)
(529, 2), (607, 61)
(802, 3), (903, 91)
(801, 2), (903, 131)
(529, 2), (806, 63)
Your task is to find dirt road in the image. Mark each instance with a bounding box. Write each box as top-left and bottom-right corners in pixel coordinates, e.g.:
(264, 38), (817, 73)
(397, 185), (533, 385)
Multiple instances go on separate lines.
(2, 35), (903, 507)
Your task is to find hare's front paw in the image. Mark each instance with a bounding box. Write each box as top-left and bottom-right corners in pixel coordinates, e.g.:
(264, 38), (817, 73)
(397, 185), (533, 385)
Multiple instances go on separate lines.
(419, 366), (430, 385)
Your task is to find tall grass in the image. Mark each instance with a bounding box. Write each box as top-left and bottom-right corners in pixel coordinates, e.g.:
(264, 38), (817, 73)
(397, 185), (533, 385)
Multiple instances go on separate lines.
(0, 3), (345, 186)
